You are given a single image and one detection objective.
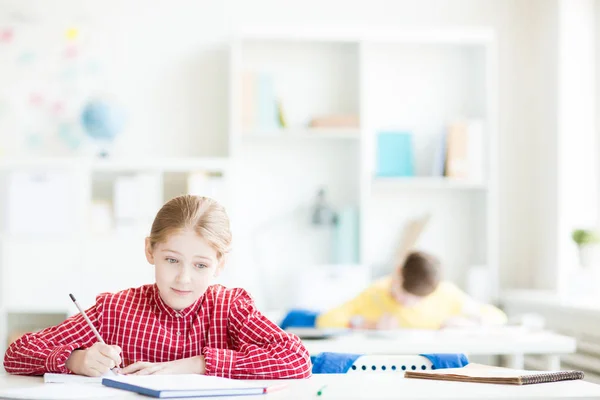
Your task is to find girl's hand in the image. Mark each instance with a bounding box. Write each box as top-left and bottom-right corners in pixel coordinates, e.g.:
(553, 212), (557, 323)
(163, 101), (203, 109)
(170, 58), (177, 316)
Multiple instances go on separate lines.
(121, 356), (206, 376)
(65, 342), (122, 377)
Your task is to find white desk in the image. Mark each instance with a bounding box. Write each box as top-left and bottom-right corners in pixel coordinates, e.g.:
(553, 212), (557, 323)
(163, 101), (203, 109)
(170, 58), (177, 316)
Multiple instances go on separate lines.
(296, 327), (577, 370)
(1, 373), (600, 400)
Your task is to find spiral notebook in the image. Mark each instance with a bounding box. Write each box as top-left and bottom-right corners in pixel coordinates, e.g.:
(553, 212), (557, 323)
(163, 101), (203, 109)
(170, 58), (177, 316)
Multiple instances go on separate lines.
(404, 363), (584, 385)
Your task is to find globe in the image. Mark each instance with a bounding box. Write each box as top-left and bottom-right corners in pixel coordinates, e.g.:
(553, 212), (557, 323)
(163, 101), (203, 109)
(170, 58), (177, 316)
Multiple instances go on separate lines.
(80, 99), (125, 142)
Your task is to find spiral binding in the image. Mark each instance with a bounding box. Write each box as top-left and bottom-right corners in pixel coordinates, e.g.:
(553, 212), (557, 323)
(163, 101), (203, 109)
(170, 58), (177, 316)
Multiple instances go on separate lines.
(520, 371), (585, 385)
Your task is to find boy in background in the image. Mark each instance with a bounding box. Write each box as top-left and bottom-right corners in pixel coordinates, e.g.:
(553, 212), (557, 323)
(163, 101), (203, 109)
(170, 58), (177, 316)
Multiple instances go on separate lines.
(316, 251), (507, 330)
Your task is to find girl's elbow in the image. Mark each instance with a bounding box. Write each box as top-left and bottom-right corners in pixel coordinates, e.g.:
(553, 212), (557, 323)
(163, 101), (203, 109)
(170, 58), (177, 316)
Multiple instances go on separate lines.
(296, 362), (312, 379)
(3, 358), (23, 375)
(3, 360), (13, 374)
(289, 349), (312, 379)
(4, 348), (16, 373)
(4, 342), (34, 375)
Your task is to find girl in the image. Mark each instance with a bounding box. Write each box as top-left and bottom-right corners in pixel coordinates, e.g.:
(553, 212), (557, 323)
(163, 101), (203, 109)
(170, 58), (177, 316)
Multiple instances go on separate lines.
(4, 195), (311, 379)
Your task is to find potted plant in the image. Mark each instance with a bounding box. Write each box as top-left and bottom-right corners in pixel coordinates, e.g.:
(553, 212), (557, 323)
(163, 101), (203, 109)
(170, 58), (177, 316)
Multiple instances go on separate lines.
(572, 229), (600, 268)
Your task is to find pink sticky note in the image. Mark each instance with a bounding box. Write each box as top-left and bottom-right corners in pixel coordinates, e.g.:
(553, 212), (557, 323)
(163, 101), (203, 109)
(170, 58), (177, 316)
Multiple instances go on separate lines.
(29, 93), (44, 106)
(51, 101), (64, 115)
(0, 29), (14, 43)
(64, 45), (78, 59)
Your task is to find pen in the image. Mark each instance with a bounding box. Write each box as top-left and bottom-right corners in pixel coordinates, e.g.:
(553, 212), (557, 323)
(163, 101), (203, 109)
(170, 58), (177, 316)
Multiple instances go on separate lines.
(69, 293), (119, 374)
(69, 294), (105, 343)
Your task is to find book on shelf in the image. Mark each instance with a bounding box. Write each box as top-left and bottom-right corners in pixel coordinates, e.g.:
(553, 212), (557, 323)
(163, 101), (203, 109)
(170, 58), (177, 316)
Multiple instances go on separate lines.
(431, 132), (447, 177)
(241, 71), (279, 132)
(445, 119), (485, 182)
(376, 131), (414, 177)
(308, 114), (359, 128)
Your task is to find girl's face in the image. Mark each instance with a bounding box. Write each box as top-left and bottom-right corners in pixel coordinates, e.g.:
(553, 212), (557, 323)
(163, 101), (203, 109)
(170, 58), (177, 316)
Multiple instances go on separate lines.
(145, 229), (222, 311)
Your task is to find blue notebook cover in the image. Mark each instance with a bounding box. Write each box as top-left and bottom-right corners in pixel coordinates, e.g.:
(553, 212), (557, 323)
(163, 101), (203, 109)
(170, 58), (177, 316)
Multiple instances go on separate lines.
(102, 374), (277, 398)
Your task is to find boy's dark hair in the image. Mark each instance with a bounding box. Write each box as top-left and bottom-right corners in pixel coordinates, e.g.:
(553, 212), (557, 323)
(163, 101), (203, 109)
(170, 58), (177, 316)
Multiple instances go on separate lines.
(400, 251), (441, 297)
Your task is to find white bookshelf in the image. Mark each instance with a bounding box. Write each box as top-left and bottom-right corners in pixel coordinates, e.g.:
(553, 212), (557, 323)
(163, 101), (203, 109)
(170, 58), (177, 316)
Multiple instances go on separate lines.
(228, 27), (499, 309)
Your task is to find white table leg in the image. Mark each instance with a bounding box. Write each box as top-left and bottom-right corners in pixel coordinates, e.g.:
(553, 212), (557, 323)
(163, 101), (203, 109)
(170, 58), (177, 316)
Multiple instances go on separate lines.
(504, 354), (525, 369)
(541, 355), (561, 371)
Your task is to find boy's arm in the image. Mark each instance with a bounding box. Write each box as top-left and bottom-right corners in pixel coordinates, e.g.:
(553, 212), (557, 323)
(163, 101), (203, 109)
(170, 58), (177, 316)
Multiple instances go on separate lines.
(442, 283), (507, 327)
(202, 289), (311, 380)
(3, 300), (104, 375)
(315, 289), (371, 328)
(462, 300), (508, 325)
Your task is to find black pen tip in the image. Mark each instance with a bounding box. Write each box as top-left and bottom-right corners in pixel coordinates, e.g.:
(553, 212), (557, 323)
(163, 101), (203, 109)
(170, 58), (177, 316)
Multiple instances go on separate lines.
(69, 294), (76, 302)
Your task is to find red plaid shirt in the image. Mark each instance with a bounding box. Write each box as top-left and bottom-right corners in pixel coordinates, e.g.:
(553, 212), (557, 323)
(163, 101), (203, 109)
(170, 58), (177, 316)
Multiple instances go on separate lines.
(4, 284), (311, 379)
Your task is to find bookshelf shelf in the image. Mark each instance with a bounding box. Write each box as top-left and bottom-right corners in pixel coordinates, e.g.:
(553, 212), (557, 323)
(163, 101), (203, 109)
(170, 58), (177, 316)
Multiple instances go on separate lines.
(372, 177), (488, 190)
(91, 157), (230, 173)
(242, 128), (360, 140)
(0, 157), (86, 170)
(0, 157), (229, 173)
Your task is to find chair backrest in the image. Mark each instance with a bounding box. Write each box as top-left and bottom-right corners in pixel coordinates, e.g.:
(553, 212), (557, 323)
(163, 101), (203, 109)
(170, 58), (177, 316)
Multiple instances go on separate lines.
(347, 355), (434, 374)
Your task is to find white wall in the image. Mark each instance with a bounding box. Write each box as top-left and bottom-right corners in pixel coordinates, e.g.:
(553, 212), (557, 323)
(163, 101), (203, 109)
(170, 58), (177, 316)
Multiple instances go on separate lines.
(527, 0), (599, 292)
(528, 0), (560, 290)
(0, 0), (543, 299)
(0, 0), (231, 158)
(556, 0), (597, 292)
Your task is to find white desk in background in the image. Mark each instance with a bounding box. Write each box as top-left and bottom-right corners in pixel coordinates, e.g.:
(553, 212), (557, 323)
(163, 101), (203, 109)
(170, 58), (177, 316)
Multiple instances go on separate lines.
(291, 327), (577, 370)
(2, 373), (600, 400)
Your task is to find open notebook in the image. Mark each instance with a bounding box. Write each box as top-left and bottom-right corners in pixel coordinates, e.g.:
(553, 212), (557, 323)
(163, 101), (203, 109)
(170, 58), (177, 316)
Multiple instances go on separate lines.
(102, 374), (285, 398)
(0, 384), (118, 400)
(404, 363), (584, 385)
(43, 370), (116, 383)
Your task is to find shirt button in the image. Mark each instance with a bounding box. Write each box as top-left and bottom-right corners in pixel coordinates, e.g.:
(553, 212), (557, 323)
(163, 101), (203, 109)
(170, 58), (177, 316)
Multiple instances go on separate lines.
(176, 331), (181, 336)
(175, 313), (181, 318)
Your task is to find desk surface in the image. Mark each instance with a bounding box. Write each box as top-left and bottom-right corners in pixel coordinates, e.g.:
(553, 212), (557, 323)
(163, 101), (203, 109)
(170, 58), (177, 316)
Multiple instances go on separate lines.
(1, 373), (600, 400)
(298, 327), (577, 356)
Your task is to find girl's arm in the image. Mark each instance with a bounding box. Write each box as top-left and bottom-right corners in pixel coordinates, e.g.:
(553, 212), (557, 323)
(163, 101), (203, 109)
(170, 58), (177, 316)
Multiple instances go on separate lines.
(203, 289), (312, 380)
(3, 297), (106, 375)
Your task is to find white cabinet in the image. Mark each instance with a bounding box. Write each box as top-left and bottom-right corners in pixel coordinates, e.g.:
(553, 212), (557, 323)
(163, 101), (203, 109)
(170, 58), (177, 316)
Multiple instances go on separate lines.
(0, 158), (230, 357)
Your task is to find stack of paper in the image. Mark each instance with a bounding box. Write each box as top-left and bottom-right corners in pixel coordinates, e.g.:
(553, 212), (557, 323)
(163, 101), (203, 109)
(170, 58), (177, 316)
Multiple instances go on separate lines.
(0, 383), (118, 400)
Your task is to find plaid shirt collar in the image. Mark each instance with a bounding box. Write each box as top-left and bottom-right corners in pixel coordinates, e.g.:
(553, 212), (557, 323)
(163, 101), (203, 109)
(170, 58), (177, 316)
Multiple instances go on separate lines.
(150, 283), (204, 319)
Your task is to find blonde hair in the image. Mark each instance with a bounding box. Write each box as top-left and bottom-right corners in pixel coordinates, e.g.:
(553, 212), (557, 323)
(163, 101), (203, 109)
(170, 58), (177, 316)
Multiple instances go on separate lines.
(149, 195), (232, 259)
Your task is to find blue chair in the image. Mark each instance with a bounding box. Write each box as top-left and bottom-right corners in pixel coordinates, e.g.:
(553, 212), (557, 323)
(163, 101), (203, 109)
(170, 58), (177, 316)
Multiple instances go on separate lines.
(311, 352), (469, 374)
(347, 355), (435, 373)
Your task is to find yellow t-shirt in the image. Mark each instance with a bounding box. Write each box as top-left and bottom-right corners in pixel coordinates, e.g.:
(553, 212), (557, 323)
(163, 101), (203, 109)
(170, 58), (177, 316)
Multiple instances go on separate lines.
(315, 276), (507, 330)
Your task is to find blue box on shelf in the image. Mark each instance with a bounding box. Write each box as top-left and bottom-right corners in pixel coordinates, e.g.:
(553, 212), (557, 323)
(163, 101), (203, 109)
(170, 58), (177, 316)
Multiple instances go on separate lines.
(376, 132), (414, 177)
